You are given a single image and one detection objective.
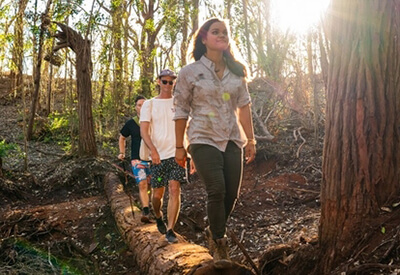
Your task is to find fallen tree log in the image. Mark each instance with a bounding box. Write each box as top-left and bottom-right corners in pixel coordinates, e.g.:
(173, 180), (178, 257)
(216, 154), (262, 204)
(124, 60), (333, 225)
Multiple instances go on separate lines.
(104, 172), (254, 275)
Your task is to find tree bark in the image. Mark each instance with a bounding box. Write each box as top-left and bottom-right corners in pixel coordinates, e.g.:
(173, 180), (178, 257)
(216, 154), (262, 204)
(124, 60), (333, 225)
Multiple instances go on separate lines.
(104, 172), (211, 274)
(27, 0), (52, 140)
(179, 0), (199, 67)
(76, 35), (97, 157)
(111, 0), (124, 130)
(318, 26), (329, 90)
(180, 0), (189, 67)
(307, 33), (319, 146)
(11, 0), (28, 98)
(104, 172), (253, 274)
(99, 32), (113, 110)
(319, 1), (400, 272)
(47, 22), (98, 157)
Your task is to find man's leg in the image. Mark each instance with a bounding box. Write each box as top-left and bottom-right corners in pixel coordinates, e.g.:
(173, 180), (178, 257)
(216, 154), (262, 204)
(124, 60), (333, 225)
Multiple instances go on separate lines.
(166, 180), (181, 230)
(138, 179), (151, 222)
(150, 160), (169, 234)
(132, 160), (151, 222)
(152, 186), (167, 234)
(152, 187), (165, 219)
(138, 180), (150, 209)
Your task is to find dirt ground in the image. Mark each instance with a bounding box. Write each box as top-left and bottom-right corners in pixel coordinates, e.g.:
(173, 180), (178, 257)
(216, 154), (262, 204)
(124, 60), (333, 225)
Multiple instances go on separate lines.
(0, 77), (323, 274)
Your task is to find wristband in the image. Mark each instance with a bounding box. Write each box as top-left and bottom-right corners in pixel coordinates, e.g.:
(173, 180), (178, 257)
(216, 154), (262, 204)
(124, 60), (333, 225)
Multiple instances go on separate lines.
(176, 147), (184, 149)
(247, 139), (257, 145)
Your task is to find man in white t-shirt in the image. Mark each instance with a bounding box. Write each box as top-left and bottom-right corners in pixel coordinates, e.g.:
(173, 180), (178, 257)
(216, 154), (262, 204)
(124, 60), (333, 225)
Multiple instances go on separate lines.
(140, 69), (186, 244)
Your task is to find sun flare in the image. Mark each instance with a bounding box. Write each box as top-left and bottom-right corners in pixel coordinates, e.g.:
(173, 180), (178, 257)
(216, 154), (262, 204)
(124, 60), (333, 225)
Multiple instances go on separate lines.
(272, 0), (330, 35)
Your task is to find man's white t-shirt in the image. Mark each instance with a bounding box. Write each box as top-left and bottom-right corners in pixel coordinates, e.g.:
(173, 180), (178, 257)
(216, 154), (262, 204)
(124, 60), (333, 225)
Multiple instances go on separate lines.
(140, 97), (176, 160)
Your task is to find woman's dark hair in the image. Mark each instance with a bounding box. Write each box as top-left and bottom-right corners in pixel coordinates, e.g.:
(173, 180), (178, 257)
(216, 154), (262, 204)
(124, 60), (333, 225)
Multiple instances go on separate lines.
(135, 95), (146, 105)
(191, 18), (247, 78)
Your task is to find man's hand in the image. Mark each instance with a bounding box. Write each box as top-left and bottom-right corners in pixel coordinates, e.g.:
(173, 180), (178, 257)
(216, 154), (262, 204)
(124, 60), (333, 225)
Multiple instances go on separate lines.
(150, 148), (161, 165)
(118, 153), (125, 160)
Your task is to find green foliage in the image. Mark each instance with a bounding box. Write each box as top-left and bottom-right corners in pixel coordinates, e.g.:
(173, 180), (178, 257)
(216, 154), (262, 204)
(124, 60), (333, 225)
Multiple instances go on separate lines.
(144, 18), (155, 33)
(102, 140), (118, 156)
(161, 0), (182, 43)
(48, 113), (69, 132)
(0, 3), (10, 17)
(111, 0), (123, 10)
(0, 140), (17, 158)
(36, 112), (72, 151)
(54, 0), (83, 21)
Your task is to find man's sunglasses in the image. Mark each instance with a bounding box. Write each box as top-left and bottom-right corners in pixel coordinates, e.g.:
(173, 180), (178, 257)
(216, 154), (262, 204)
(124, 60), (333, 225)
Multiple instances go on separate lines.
(161, 80), (174, 85)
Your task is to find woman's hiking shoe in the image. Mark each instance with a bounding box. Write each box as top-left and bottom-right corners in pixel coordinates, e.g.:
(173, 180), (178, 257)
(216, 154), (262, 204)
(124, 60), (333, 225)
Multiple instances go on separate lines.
(213, 237), (232, 269)
(205, 226), (216, 253)
(156, 217), (167, 234)
(165, 229), (178, 243)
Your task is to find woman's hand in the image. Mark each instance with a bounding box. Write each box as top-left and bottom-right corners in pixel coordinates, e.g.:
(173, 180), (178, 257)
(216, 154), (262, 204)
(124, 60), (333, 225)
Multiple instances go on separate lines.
(244, 143), (256, 164)
(175, 147), (187, 168)
(189, 159), (196, 174)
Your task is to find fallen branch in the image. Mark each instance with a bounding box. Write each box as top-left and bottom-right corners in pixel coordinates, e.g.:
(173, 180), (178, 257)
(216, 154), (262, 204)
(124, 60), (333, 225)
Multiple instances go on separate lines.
(228, 230), (261, 275)
(294, 127), (306, 158)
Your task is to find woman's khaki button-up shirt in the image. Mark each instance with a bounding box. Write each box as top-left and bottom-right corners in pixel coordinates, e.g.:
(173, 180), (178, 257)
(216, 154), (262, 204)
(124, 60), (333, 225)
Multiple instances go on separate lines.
(173, 55), (251, 152)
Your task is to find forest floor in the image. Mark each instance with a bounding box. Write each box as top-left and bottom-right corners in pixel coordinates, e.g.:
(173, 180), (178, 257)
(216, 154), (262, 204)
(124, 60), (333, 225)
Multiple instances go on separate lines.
(0, 77), (323, 274)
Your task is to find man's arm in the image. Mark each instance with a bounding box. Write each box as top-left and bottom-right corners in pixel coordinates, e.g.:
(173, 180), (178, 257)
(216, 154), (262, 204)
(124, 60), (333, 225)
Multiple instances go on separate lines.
(140, 121), (160, 164)
(118, 134), (126, 160)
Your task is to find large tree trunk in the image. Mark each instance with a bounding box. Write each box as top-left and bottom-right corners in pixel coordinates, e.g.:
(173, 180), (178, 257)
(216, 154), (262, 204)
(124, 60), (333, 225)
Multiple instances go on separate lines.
(99, 32), (113, 110)
(26, 0), (52, 140)
(111, 0), (124, 131)
(319, 1), (400, 272)
(307, 33), (319, 145)
(45, 39), (55, 116)
(11, 0), (28, 98)
(46, 22), (98, 157)
(104, 172), (253, 274)
(179, 0), (199, 67)
(76, 37), (97, 157)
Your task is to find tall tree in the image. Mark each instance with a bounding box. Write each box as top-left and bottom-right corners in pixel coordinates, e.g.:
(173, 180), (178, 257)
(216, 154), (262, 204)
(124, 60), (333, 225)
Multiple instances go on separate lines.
(26, 0), (52, 140)
(307, 32), (319, 145)
(46, 22), (97, 157)
(128, 0), (176, 97)
(11, 0), (28, 98)
(123, 3), (132, 112)
(241, 0), (252, 72)
(98, 31), (113, 110)
(111, 0), (124, 122)
(0, 1), (14, 74)
(319, 1), (400, 272)
(179, 0), (199, 67)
